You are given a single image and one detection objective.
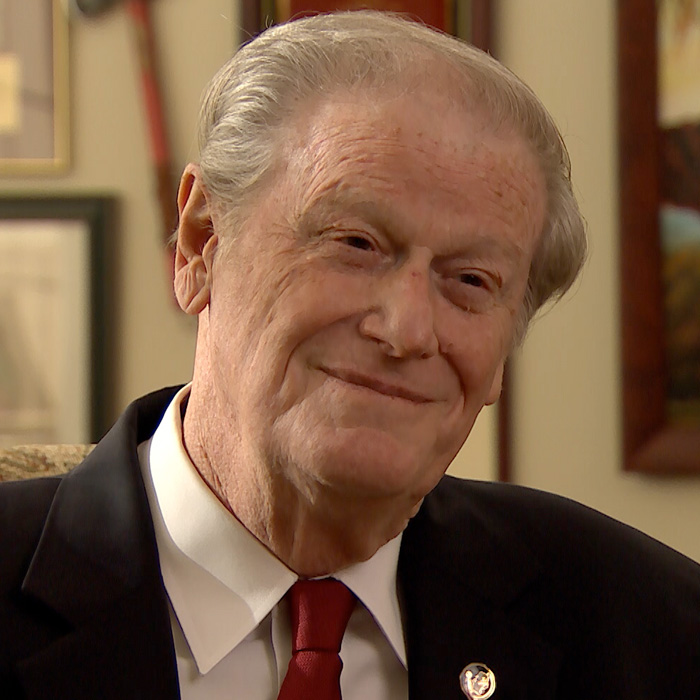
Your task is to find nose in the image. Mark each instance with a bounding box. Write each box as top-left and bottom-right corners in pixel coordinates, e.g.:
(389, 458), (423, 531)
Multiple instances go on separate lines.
(359, 257), (439, 359)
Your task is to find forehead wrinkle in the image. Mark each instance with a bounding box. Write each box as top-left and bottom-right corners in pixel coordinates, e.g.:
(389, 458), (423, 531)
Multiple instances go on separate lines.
(303, 122), (471, 186)
(298, 118), (538, 205)
(282, 93), (545, 256)
(293, 183), (530, 277)
(289, 148), (542, 259)
(291, 140), (463, 227)
(290, 135), (400, 225)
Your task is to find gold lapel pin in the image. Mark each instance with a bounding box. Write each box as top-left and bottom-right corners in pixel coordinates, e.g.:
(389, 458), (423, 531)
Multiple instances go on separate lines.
(459, 663), (496, 699)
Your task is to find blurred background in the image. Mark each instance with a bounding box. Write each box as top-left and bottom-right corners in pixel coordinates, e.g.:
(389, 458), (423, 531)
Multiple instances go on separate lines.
(4, 0), (700, 562)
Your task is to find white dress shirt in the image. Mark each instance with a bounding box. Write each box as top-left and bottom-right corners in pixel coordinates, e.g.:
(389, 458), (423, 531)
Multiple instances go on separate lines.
(138, 385), (408, 699)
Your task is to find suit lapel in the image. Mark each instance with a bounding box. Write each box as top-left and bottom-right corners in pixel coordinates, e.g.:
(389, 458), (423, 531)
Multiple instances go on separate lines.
(16, 387), (182, 700)
(400, 477), (563, 700)
(14, 388), (563, 699)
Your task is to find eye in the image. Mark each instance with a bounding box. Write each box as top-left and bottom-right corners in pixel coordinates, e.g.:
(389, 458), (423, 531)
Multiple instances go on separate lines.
(440, 267), (500, 313)
(342, 235), (374, 251)
(320, 228), (384, 270)
(459, 272), (486, 288)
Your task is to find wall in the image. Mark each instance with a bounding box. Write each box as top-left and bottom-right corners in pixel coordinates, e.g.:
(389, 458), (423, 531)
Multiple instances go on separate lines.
(7, 0), (236, 419)
(9, 1), (698, 562)
(496, 0), (700, 562)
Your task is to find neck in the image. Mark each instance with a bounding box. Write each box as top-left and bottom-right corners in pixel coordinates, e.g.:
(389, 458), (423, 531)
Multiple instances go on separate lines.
(182, 386), (418, 577)
(255, 484), (416, 577)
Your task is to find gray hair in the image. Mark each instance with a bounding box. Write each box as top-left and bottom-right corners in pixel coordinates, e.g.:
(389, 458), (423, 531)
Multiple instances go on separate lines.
(197, 10), (586, 341)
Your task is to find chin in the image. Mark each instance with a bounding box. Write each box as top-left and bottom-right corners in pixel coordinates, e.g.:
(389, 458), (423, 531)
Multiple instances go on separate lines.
(282, 423), (447, 502)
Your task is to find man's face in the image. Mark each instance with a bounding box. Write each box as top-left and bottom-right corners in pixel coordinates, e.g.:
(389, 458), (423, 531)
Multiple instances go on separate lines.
(202, 88), (546, 508)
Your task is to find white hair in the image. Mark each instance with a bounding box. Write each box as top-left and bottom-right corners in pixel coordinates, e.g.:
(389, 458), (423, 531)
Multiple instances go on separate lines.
(196, 11), (586, 340)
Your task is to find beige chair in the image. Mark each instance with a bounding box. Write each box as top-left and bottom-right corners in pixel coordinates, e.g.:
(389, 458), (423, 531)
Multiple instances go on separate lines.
(0, 444), (94, 482)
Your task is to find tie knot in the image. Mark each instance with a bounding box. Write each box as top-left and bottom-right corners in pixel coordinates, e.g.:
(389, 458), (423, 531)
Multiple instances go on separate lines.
(288, 579), (356, 654)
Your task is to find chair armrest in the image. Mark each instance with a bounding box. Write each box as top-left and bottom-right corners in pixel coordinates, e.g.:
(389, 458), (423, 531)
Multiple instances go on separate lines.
(0, 444), (95, 482)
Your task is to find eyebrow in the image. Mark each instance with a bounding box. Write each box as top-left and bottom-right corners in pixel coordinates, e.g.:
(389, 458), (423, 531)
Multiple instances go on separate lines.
(297, 186), (528, 264)
(434, 234), (526, 265)
(295, 181), (383, 224)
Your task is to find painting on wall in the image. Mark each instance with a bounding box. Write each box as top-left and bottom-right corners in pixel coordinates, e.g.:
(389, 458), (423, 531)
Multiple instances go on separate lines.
(657, 0), (700, 426)
(240, 0), (491, 50)
(618, 0), (700, 472)
(0, 0), (69, 173)
(273, 0), (453, 30)
(0, 198), (114, 448)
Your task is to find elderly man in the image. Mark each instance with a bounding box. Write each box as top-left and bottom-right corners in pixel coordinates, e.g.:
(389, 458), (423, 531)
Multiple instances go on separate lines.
(2, 11), (699, 700)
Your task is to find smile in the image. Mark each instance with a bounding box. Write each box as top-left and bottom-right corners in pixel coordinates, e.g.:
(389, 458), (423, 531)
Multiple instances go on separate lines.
(321, 367), (432, 403)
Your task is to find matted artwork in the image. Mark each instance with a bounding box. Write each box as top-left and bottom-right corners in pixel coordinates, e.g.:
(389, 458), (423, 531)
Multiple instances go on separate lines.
(0, 198), (113, 447)
(0, 0), (69, 172)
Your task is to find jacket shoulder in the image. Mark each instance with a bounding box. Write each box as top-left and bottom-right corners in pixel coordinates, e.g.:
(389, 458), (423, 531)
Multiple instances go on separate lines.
(433, 477), (695, 556)
(419, 476), (700, 588)
(408, 477), (700, 697)
(0, 476), (63, 583)
(0, 476), (69, 694)
(0, 387), (182, 698)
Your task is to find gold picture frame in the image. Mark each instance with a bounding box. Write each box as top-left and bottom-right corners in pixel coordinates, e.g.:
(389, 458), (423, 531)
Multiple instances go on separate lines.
(0, 0), (69, 173)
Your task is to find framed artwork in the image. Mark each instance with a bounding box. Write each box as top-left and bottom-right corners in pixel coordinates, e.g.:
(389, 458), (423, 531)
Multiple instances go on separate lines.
(0, 0), (69, 173)
(618, 0), (700, 473)
(240, 0), (491, 49)
(0, 197), (114, 448)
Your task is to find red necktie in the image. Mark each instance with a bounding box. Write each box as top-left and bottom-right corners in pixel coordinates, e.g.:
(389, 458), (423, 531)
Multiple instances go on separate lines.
(277, 579), (356, 700)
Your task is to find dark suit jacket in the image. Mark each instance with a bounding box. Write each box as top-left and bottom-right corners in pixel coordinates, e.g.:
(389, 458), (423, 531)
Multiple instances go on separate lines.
(2, 387), (699, 699)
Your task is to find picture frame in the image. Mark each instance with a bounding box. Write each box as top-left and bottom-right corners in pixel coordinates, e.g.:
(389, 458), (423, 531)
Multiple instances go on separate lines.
(240, 0), (491, 49)
(618, 0), (700, 473)
(0, 197), (115, 447)
(0, 0), (70, 173)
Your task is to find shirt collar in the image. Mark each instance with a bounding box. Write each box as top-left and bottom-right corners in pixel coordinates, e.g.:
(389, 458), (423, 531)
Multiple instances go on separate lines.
(143, 384), (406, 673)
(334, 533), (405, 666)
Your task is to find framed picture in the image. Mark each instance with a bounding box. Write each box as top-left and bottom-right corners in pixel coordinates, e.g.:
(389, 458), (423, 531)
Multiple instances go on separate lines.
(0, 0), (70, 173)
(0, 197), (115, 448)
(240, 0), (491, 49)
(618, 0), (700, 473)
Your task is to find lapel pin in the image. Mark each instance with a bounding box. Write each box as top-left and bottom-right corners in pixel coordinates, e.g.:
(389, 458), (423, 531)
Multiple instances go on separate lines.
(460, 662), (496, 699)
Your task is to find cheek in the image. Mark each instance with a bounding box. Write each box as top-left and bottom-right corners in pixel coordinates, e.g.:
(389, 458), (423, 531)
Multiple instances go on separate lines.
(236, 267), (371, 403)
(438, 312), (510, 398)
(275, 266), (373, 338)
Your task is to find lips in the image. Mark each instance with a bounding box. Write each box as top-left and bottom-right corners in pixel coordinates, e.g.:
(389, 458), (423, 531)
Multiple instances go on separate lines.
(321, 367), (433, 403)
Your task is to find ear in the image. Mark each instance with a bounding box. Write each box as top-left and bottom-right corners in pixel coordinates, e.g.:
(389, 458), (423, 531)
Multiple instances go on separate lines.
(485, 362), (505, 406)
(174, 164), (219, 315)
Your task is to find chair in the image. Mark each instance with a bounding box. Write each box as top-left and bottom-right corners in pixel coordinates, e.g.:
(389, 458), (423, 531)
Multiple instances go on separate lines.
(0, 444), (94, 482)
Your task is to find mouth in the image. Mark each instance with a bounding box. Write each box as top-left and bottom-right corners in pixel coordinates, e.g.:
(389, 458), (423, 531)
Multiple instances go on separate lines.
(320, 367), (433, 403)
